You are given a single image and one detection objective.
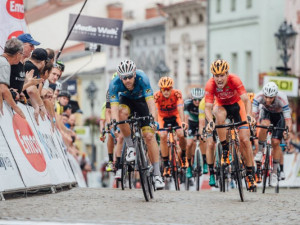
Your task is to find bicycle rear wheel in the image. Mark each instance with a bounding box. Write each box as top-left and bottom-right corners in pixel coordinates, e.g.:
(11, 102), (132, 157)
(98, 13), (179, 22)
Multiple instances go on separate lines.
(262, 146), (270, 194)
(216, 143), (224, 192)
(171, 145), (180, 191)
(195, 149), (201, 191)
(233, 145), (244, 202)
(136, 141), (151, 201)
(275, 166), (280, 193)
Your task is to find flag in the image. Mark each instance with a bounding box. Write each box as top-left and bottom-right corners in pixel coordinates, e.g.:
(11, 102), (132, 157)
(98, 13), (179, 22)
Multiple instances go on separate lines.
(0, 0), (27, 53)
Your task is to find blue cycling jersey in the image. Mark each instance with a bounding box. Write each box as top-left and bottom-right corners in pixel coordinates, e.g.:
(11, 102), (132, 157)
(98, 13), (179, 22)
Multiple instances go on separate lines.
(109, 70), (153, 104)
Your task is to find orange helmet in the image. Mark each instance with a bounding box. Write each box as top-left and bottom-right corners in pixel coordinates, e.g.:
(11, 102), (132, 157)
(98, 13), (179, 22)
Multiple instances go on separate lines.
(247, 92), (255, 103)
(158, 76), (173, 88)
(210, 59), (230, 75)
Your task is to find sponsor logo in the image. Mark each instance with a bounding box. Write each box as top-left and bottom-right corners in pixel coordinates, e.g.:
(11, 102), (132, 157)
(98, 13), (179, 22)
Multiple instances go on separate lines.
(13, 114), (46, 172)
(6, 0), (24, 19)
(0, 155), (13, 170)
(8, 30), (24, 39)
(145, 89), (151, 94)
(216, 88), (223, 92)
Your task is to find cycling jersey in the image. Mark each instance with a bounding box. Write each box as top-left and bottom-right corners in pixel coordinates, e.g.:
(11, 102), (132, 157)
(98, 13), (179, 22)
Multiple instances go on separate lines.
(100, 102), (106, 120)
(205, 74), (247, 105)
(154, 89), (183, 118)
(252, 91), (291, 120)
(184, 99), (199, 122)
(109, 69), (153, 105)
(198, 97), (206, 120)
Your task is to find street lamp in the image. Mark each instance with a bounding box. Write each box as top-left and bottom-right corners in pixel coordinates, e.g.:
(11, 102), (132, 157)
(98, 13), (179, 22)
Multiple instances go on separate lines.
(85, 81), (98, 170)
(274, 20), (298, 74)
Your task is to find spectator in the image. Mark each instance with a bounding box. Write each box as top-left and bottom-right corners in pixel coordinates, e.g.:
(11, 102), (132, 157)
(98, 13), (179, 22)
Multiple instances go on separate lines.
(9, 33), (40, 99)
(46, 48), (55, 64)
(24, 48), (48, 124)
(0, 38), (25, 118)
(56, 90), (70, 115)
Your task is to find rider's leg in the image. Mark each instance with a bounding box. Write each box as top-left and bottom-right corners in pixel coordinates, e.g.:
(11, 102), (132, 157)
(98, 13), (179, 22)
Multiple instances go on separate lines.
(271, 138), (281, 173)
(206, 136), (216, 186)
(115, 134), (123, 171)
(142, 127), (161, 176)
(107, 134), (114, 162)
(213, 105), (228, 163)
(200, 139), (208, 173)
(186, 138), (194, 167)
(118, 105), (133, 147)
(176, 128), (187, 162)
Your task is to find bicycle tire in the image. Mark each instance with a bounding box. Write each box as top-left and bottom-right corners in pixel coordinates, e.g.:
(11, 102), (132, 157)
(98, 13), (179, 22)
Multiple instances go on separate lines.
(195, 149), (201, 191)
(262, 146), (270, 194)
(216, 143), (223, 191)
(136, 141), (151, 201)
(121, 144), (127, 190)
(171, 145), (180, 191)
(275, 166), (280, 194)
(233, 144), (244, 202)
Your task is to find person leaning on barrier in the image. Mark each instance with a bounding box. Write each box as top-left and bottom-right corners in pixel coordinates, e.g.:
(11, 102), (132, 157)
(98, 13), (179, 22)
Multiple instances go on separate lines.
(24, 48), (48, 125)
(0, 38), (25, 118)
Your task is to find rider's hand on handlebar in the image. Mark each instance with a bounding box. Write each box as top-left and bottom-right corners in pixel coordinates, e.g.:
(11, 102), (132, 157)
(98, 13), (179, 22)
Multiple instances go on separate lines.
(247, 115), (256, 126)
(206, 121), (215, 133)
(182, 122), (188, 130)
(99, 133), (106, 142)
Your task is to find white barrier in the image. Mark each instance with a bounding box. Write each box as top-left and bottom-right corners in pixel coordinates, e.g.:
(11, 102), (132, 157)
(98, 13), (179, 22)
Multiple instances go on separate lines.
(0, 102), (84, 194)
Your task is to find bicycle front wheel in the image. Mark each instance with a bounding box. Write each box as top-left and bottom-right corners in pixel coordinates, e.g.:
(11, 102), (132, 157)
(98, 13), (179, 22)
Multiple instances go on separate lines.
(171, 145), (180, 191)
(121, 144), (127, 190)
(136, 141), (151, 201)
(262, 146), (270, 194)
(195, 149), (201, 191)
(233, 145), (244, 202)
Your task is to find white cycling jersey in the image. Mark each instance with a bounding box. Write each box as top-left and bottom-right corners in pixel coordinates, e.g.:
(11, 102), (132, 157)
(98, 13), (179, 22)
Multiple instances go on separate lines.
(252, 90), (291, 120)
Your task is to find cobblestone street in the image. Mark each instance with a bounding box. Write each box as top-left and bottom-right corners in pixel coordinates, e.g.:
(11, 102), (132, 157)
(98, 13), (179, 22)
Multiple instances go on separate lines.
(0, 187), (299, 225)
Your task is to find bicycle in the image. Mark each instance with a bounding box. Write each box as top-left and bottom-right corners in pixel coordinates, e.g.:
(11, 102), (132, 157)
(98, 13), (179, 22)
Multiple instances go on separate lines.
(159, 125), (184, 191)
(215, 120), (248, 202)
(255, 124), (288, 194)
(111, 114), (154, 201)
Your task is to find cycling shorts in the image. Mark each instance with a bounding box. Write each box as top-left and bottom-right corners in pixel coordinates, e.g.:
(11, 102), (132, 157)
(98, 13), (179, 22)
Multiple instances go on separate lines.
(187, 120), (198, 138)
(259, 109), (285, 140)
(158, 115), (182, 129)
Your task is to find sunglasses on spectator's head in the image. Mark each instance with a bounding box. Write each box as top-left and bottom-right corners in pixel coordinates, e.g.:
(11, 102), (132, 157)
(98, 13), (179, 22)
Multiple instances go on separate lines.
(121, 74), (134, 80)
(161, 87), (172, 92)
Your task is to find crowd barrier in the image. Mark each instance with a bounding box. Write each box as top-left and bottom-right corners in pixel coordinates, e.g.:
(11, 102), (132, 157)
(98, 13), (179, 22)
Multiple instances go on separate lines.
(0, 102), (86, 200)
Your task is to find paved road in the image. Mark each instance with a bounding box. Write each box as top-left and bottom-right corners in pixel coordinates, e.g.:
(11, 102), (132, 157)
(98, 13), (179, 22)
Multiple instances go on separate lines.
(0, 187), (299, 225)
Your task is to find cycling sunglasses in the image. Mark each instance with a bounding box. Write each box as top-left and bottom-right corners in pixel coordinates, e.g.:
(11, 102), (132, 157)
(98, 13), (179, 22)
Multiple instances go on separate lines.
(161, 87), (172, 92)
(192, 98), (201, 102)
(121, 74), (134, 80)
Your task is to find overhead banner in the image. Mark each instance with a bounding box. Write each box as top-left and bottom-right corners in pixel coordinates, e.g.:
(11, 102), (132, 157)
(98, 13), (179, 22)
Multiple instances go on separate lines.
(0, 0), (27, 54)
(263, 76), (299, 97)
(68, 14), (123, 46)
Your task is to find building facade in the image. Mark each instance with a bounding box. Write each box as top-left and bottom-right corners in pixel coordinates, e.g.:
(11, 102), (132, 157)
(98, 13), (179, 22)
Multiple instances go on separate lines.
(208, 0), (284, 92)
(163, 0), (207, 96)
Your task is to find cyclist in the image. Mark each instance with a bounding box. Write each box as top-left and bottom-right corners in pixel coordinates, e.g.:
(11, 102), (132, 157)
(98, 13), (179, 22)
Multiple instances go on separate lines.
(205, 59), (257, 190)
(109, 60), (165, 189)
(252, 82), (292, 186)
(184, 88), (207, 179)
(154, 77), (187, 177)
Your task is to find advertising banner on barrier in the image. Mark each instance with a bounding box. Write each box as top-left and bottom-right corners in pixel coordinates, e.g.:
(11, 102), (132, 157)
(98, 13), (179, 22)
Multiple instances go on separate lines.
(263, 76), (299, 97)
(0, 102), (52, 187)
(0, 123), (25, 192)
(21, 104), (75, 185)
(68, 152), (87, 188)
(280, 153), (300, 187)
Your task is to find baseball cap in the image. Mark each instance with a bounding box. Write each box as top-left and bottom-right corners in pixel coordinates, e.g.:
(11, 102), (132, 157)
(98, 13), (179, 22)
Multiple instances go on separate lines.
(17, 33), (40, 46)
(31, 48), (48, 61)
(58, 90), (71, 99)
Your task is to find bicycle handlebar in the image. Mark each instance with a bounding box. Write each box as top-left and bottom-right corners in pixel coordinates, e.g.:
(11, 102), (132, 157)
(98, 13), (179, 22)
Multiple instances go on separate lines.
(256, 124), (288, 131)
(215, 121), (247, 129)
(110, 115), (154, 130)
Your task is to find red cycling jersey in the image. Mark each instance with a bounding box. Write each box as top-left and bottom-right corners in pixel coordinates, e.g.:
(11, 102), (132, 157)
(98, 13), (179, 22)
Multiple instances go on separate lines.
(205, 74), (246, 105)
(154, 89), (183, 118)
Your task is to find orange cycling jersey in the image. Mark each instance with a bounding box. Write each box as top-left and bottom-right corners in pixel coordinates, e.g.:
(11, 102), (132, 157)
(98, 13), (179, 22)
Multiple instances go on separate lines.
(154, 89), (184, 118)
(205, 74), (247, 105)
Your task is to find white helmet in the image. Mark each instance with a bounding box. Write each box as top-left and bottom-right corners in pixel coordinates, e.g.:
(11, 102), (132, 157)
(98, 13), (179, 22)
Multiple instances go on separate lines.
(117, 60), (136, 77)
(263, 82), (278, 97)
(191, 88), (205, 99)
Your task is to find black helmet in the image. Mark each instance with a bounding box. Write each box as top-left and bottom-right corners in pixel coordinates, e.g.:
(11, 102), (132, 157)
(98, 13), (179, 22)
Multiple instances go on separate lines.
(58, 90), (71, 99)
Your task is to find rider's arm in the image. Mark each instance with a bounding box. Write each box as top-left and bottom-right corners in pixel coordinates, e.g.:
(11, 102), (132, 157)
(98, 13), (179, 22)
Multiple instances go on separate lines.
(205, 102), (214, 123)
(108, 81), (120, 122)
(146, 97), (156, 118)
(183, 100), (189, 123)
(178, 104), (184, 123)
(199, 118), (205, 135)
(240, 93), (252, 115)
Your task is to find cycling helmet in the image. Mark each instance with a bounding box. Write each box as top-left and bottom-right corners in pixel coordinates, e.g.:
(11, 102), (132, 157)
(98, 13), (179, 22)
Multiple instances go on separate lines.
(210, 59), (230, 75)
(247, 92), (255, 103)
(191, 88), (205, 99)
(111, 72), (118, 80)
(263, 82), (278, 97)
(117, 60), (136, 76)
(158, 76), (173, 88)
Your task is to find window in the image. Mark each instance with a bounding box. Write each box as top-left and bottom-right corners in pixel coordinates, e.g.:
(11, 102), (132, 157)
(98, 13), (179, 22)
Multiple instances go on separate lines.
(245, 51), (252, 86)
(185, 16), (190, 25)
(117, 47), (121, 57)
(216, 54), (221, 59)
(216, 0), (221, 13)
(173, 18), (177, 27)
(153, 37), (156, 45)
(186, 59), (191, 83)
(136, 39), (139, 47)
(144, 39), (147, 46)
(246, 0), (252, 9)
(109, 47), (113, 58)
(199, 58), (204, 76)
(162, 35), (165, 44)
(199, 14), (203, 23)
(231, 0), (236, 11)
(231, 53), (238, 74)
(174, 60), (178, 82)
(125, 45), (130, 57)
